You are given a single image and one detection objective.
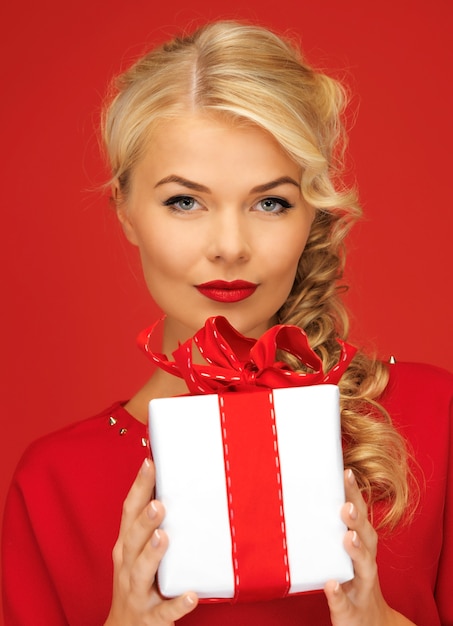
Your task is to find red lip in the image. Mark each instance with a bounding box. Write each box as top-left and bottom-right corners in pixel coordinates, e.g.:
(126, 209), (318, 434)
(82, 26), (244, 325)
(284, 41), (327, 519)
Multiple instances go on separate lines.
(195, 280), (258, 303)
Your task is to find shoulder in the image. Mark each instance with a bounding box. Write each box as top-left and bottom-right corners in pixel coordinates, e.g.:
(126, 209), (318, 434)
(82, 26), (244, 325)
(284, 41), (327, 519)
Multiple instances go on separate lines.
(13, 401), (147, 491)
(380, 361), (453, 463)
(387, 360), (453, 387)
(16, 402), (123, 467)
(382, 361), (453, 412)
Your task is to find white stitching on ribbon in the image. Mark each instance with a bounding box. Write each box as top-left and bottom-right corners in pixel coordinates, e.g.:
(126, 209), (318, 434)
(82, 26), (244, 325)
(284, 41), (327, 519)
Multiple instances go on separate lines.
(268, 391), (291, 588)
(219, 396), (240, 591)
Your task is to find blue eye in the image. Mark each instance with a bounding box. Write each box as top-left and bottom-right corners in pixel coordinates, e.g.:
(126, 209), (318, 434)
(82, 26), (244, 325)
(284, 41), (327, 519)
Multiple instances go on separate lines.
(163, 195), (199, 212)
(256, 197), (293, 214)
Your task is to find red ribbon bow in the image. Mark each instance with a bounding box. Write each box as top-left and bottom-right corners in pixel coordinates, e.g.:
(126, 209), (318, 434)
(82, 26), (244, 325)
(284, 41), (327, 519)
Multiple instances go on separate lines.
(139, 316), (356, 394)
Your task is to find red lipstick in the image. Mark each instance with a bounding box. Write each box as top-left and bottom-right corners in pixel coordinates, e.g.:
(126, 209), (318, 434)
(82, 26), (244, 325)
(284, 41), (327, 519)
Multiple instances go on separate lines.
(195, 280), (258, 303)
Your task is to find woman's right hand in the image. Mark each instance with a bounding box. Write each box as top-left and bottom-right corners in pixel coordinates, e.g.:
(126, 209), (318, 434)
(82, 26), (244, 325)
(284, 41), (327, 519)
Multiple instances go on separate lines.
(104, 458), (198, 625)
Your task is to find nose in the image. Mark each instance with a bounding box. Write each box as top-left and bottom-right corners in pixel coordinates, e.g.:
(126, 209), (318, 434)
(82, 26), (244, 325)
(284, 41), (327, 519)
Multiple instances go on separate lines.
(206, 209), (251, 264)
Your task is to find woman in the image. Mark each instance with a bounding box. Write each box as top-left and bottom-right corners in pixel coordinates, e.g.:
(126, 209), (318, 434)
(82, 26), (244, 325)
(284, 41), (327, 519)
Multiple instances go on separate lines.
(3, 21), (452, 626)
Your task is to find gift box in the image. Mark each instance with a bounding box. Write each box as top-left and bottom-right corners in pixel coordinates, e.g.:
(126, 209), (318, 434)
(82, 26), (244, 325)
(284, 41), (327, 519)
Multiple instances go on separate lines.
(143, 317), (356, 602)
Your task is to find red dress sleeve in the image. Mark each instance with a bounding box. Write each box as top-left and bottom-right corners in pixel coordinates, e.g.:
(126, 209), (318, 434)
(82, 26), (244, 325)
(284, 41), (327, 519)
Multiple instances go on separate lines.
(377, 362), (453, 625)
(2, 477), (68, 625)
(2, 403), (147, 626)
(434, 391), (453, 622)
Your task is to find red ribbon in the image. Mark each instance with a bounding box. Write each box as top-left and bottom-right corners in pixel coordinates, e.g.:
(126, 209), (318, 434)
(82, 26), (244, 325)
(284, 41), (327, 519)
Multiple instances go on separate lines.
(218, 390), (290, 602)
(139, 315), (357, 394)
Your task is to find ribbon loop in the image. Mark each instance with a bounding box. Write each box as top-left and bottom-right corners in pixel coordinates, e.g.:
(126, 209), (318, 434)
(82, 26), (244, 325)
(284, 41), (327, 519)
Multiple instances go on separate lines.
(139, 316), (357, 394)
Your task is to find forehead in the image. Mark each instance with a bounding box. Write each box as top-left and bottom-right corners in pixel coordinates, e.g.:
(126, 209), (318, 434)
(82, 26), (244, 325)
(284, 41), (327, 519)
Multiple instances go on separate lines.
(135, 112), (301, 185)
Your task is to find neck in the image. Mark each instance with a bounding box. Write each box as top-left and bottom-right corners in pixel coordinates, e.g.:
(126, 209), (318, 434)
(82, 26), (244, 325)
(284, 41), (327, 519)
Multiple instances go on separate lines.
(123, 368), (190, 424)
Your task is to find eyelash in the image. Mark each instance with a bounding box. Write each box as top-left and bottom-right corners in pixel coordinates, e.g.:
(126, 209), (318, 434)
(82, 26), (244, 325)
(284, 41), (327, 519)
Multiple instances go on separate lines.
(162, 195), (294, 215)
(257, 197), (294, 215)
(163, 195), (201, 213)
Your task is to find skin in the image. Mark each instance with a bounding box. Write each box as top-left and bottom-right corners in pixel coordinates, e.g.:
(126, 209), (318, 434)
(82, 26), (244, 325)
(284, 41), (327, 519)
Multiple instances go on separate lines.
(105, 113), (416, 626)
(116, 114), (313, 352)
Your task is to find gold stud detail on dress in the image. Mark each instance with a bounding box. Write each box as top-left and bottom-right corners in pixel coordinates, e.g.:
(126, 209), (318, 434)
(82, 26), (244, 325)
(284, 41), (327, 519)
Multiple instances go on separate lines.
(141, 437), (149, 448)
(109, 416), (117, 426)
(388, 355), (396, 364)
(119, 428), (128, 436)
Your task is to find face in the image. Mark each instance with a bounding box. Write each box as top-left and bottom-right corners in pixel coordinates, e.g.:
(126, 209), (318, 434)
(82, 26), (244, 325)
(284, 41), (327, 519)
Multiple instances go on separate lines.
(117, 113), (314, 351)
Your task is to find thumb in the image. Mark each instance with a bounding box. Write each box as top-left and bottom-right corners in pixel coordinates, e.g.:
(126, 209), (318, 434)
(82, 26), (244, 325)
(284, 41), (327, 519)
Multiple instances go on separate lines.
(152, 593), (198, 624)
(324, 580), (352, 621)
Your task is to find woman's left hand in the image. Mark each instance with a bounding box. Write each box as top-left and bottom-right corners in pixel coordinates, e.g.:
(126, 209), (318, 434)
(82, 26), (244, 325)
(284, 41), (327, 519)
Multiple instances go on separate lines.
(324, 469), (416, 626)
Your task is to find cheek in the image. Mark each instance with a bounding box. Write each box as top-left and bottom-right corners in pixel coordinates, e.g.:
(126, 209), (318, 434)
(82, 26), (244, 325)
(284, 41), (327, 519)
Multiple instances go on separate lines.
(137, 228), (197, 287)
(137, 234), (173, 277)
(270, 230), (309, 275)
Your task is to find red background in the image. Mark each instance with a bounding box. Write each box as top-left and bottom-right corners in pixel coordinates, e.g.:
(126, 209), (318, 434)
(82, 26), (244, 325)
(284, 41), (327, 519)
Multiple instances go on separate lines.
(1, 0), (451, 612)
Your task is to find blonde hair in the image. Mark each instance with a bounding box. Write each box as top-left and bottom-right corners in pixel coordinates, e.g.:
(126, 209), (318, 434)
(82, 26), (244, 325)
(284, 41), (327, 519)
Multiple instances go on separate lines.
(102, 21), (412, 528)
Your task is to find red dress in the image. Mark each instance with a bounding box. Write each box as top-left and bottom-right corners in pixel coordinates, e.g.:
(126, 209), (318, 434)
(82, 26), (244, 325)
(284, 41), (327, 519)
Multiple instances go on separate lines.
(2, 361), (453, 625)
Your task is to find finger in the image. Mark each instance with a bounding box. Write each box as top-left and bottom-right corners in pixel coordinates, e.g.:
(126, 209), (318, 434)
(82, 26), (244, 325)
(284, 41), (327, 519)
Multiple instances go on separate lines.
(344, 469), (367, 517)
(341, 499), (378, 557)
(152, 592), (199, 624)
(122, 499), (166, 571)
(120, 458), (156, 534)
(343, 470), (377, 554)
(113, 459), (157, 570)
(324, 580), (353, 622)
(128, 525), (170, 596)
(342, 526), (378, 593)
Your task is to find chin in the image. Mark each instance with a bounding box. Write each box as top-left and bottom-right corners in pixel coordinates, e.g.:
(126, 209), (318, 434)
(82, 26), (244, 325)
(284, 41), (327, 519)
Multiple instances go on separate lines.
(164, 310), (277, 347)
(216, 313), (277, 339)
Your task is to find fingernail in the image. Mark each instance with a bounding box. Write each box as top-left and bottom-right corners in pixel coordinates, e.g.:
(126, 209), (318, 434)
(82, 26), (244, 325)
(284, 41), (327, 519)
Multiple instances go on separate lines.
(151, 529), (161, 548)
(352, 530), (360, 548)
(334, 581), (341, 594)
(141, 458), (151, 474)
(184, 593), (195, 607)
(347, 469), (355, 485)
(147, 501), (158, 519)
(348, 503), (357, 520)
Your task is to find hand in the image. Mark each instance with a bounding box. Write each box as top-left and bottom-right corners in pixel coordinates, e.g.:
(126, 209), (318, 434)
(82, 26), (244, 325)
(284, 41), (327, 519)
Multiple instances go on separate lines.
(104, 458), (198, 626)
(324, 469), (416, 626)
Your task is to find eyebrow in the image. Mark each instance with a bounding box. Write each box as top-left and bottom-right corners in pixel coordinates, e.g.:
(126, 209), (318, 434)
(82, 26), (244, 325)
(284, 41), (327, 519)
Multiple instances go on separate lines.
(250, 176), (300, 193)
(154, 175), (210, 192)
(154, 175), (300, 193)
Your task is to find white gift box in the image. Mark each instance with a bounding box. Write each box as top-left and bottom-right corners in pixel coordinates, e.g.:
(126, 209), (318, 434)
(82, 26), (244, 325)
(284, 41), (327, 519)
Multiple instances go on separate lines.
(149, 384), (353, 602)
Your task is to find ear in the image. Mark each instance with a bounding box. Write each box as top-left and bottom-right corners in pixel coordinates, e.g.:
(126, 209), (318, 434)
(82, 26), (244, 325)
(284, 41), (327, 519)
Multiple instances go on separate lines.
(112, 180), (139, 246)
